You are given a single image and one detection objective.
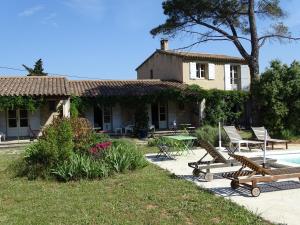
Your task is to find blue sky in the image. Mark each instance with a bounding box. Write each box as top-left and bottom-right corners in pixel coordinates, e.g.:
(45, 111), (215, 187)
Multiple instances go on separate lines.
(0, 0), (299, 80)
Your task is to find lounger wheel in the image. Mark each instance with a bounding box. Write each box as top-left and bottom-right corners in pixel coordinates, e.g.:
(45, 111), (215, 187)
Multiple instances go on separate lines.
(251, 187), (261, 197)
(193, 168), (201, 177)
(204, 173), (214, 182)
(230, 180), (239, 190)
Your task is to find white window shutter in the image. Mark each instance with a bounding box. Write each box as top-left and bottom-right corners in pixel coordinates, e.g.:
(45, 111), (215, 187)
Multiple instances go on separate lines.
(224, 64), (231, 90)
(240, 65), (250, 91)
(208, 63), (215, 80)
(189, 62), (197, 79)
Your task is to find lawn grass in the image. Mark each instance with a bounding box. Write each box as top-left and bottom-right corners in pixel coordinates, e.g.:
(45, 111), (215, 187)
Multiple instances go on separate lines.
(0, 150), (271, 225)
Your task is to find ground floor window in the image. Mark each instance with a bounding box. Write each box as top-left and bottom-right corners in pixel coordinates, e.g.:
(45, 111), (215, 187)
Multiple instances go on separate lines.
(8, 110), (17, 128)
(8, 109), (28, 128)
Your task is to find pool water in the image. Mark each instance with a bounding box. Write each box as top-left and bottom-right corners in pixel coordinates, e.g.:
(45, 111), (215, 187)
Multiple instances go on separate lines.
(271, 153), (300, 165)
(282, 157), (300, 165)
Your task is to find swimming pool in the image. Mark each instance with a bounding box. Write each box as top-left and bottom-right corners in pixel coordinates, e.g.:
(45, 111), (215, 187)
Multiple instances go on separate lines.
(282, 157), (300, 164)
(271, 153), (300, 165)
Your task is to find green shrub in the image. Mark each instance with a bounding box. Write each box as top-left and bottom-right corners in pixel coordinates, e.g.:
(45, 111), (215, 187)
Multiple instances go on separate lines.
(42, 118), (74, 161)
(103, 140), (148, 173)
(70, 117), (109, 154)
(51, 153), (109, 182)
(14, 118), (147, 181)
(195, 125), (229, 146)
(252, 60), (300, 136)
(19, 118), (74, 179)
(204, 90), (248, 126)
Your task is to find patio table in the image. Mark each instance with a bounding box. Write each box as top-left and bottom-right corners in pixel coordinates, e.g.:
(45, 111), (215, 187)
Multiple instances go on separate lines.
(163, 135), (197, 155)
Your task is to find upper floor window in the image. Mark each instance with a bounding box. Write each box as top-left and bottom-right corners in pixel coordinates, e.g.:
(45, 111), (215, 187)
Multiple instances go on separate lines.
(150, 69), (153, 79)
(196, 63), (206, 79)
(230, 65), (239, 85)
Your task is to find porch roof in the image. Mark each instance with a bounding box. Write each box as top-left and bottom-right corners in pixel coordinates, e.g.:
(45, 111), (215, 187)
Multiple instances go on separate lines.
(0, 76), (70, 97)
(69, 80), (186, 97)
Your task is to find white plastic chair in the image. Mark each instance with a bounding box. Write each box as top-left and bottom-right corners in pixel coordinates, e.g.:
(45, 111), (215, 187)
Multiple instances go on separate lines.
(125, 125), (134, 134)
(0, 131), (6, 143)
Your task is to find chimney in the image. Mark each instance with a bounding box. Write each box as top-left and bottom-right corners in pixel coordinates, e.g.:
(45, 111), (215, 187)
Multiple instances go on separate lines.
(160, 39), (169, 51)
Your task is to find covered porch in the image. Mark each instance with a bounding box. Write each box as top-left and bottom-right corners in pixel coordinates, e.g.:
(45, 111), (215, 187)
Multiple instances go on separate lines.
(82, 100), (201, 135)
(0, 76), (71, 141)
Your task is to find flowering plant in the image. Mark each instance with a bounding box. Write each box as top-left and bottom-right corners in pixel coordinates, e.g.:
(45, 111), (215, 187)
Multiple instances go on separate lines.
(89, 141), (112, 157)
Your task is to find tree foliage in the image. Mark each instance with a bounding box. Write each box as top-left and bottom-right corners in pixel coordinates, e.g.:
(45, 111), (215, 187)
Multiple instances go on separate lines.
(151, 0), (299, 84)
(0, 96), (44, 111)
(253, 60), (300, 136)
(23, 59), (48, 76)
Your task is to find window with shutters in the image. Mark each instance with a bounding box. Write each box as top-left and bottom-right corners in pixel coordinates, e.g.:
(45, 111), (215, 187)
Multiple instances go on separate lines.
(230, 65), (239, 85)
(196, 63), (206, 79)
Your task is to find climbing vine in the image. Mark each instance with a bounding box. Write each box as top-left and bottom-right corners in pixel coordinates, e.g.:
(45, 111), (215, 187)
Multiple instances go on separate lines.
(0, 96), (44, 111)
(70, 84), (249, 126)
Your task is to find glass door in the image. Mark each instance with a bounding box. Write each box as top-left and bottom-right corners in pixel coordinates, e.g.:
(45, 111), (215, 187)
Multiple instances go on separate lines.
(103, 107), (112, 131)
(158, 103), (167, 129)
(7, 109), (29, 137)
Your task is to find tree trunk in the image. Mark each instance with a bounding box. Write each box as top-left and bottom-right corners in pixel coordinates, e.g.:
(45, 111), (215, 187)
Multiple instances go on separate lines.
(249, 56), (260, 85)
(248, 0), (260, 84)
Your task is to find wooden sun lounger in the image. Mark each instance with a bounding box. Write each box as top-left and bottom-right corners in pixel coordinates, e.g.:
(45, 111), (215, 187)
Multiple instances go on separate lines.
(223, 126), (264, 151)
(252, 127), (289, 149)
(223, 153), (300, 197)
(188, 140), (277, 182)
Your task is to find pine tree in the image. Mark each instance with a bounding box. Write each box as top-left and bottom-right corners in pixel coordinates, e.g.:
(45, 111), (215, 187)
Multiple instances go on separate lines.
(23, 59), (48, 76)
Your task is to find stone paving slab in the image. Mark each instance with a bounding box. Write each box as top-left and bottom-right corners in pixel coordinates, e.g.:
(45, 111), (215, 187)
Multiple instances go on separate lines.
(146, 147), (300, 225)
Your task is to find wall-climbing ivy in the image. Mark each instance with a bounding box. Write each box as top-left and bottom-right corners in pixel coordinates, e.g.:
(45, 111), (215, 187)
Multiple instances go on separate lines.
(70, 84), (249, 126)
(204, 89), (249, 126)
(0, 96), (44, 111)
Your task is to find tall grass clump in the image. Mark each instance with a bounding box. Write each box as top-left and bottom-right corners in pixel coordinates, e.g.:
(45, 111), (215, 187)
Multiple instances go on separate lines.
(195, 125), (229, 146)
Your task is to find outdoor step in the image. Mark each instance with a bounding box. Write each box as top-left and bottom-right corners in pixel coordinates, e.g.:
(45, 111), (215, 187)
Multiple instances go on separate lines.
(0, 140), (33, 149)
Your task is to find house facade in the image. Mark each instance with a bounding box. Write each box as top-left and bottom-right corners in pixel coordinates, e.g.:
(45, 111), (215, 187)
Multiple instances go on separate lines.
(0, 77), (70, 138)
(69, 80), (198, 131)
(0, 76), (197, 138)
(136, 40), (251, 91)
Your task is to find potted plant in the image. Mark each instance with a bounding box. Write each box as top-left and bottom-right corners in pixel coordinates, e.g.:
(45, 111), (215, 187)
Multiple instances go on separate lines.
(134, 104), (149, 139)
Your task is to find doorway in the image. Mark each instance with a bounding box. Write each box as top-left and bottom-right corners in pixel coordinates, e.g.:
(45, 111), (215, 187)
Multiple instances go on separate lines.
(151, 103), (168, 129)
(7, 109), (29, 137)
(151, 104), (159, 129)
(93, 106), (112, 131)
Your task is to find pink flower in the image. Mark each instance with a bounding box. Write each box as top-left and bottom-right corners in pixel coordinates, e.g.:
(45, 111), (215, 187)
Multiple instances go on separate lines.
(89, 142), (112, 155)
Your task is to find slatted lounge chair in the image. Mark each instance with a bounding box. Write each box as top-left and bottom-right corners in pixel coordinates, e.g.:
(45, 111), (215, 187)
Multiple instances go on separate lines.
(223, 126), (263, 151)
(252, 127), (289, 149)
(188, 140), (276, 181)
(223, 153), (300, 197)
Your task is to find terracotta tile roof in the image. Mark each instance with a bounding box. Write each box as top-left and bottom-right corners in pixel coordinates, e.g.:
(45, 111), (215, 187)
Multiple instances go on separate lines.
(0, 76), (70, 96)
(0, 76), (186, 98)
(136, 49), (246, 70)
(69, 80), (186, 97)
(158, 50), (246, 63)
